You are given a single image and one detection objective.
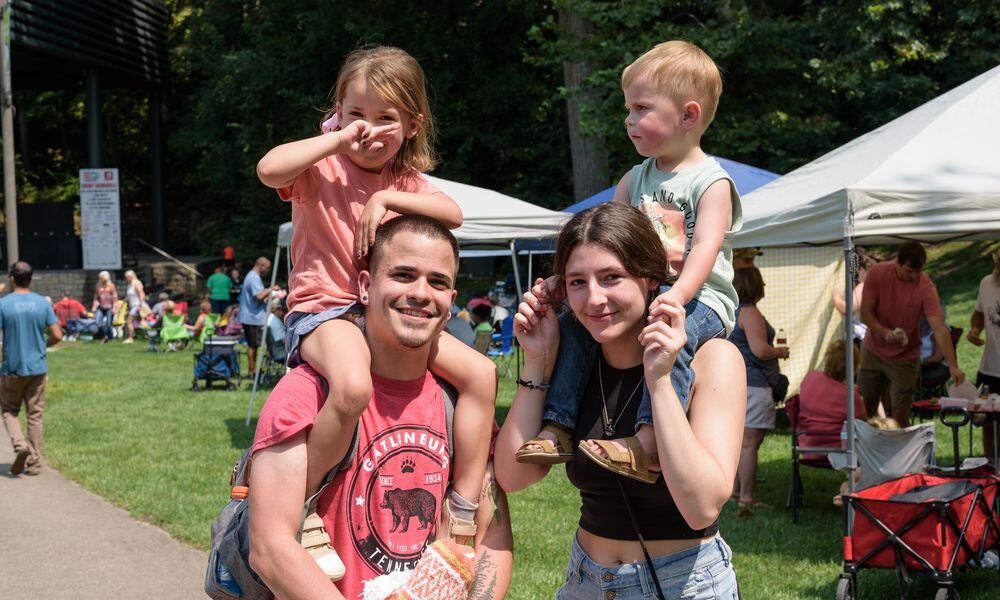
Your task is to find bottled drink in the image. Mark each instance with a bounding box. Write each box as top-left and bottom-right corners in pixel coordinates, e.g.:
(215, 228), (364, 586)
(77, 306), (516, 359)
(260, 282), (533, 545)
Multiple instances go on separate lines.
(776, 328), (787, 346)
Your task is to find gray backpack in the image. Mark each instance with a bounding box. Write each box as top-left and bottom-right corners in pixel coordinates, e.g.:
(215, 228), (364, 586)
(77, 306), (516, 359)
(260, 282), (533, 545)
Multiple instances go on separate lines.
(205, 379), (457, 600)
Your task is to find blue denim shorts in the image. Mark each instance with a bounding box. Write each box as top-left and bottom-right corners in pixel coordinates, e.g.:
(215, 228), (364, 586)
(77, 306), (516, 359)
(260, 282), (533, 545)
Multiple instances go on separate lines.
(284, 303), (364, 368)
(556, 533), (739, 600)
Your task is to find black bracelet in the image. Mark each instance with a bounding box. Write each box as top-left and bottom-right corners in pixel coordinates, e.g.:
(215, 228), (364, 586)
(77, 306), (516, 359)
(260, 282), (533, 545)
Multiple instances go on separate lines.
(516, 377), (550, 391)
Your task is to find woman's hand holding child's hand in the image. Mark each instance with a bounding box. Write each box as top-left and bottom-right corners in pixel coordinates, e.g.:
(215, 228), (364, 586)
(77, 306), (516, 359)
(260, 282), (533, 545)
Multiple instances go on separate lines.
(514, 278), (560, 369)
(641, 296), (687, 382)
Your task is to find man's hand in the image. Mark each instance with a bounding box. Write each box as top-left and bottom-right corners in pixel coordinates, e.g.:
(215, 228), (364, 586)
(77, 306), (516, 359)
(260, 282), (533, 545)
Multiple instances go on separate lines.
(967, 328), (985, 347)
(355, 194), (388, 259)
(950, 366), (966, 385)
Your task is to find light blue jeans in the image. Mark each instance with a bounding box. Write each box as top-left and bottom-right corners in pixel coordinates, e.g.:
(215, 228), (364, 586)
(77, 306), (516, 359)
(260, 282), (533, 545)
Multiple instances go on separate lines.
(556, 533), (739, 600)
(544, 290), (726, 431)
(95, 306), (114, 340)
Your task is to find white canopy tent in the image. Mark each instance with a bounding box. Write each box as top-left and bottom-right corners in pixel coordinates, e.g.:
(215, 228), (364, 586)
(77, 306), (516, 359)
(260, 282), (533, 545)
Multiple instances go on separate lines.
(731, 64), (1000, 524)
(737, 63), (1000, 248)
(248, 176), (569, 422)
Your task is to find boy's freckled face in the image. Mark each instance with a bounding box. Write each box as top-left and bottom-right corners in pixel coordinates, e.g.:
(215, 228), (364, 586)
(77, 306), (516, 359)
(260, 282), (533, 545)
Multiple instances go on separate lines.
(623, 76), (686, 159)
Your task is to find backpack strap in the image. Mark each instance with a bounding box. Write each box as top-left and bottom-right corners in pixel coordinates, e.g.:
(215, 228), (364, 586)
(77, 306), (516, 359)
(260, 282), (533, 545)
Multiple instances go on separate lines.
(435, 375), (459, 461)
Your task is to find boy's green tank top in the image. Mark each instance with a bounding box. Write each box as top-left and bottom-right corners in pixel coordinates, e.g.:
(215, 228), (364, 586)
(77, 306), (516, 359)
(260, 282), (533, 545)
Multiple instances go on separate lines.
(628, 156), (743, 335)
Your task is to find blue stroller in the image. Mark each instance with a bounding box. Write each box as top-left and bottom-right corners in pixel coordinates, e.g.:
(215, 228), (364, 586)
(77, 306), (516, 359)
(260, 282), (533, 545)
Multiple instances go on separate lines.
(192, 336), (241, 391)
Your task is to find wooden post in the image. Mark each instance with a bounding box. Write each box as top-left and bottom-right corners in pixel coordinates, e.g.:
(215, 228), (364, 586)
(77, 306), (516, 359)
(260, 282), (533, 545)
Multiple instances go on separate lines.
(0, 0), (17, 264)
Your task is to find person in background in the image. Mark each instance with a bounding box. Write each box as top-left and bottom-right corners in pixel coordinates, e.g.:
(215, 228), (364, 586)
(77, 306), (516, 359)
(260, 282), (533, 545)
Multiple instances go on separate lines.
(123, 269), (146, 344)
(967, 244), (1000, 459)
(0, 262), (62, 476)
(229, 267), (242, 306)
(265, 297), (287, 347)
(150, 292), (171, 319)
(729, 266), (788, 516)
(185, 301), (214, 338)
(859, 242), (964, 426)
(222, 245), (236, 270)
(91, 270), (117, 344)
(238, 257), (279, 381)
(471, 303), (494, 335)
(833, 248), (878, 343)
(53, 291), (88, 340)
(732, 247), (761, 270)
(206, 265), (234, 315)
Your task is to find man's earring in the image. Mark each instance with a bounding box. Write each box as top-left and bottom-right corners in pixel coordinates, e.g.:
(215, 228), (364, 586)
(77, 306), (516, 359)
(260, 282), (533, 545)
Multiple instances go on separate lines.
(362, 295), (368, 302)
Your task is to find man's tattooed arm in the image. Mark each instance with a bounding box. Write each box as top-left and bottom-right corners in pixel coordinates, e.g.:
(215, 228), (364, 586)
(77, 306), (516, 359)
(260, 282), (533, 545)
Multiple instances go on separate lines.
(468, 554), (498, 600)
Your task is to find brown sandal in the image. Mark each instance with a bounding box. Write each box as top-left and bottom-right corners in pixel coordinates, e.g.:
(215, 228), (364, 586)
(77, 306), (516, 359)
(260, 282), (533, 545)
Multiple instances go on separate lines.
(578, 436), (660, 484)
(515, 423), (574, 464)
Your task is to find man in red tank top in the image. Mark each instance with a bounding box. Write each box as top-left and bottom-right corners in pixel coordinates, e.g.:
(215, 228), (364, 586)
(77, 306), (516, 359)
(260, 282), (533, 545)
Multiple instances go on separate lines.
(247, 216), (511, 600)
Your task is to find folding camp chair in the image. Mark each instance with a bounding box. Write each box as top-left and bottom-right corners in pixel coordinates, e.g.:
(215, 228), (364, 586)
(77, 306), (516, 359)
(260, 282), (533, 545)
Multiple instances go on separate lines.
(160, 313), (190, 351)
(488, 316), (516, 378)
(472, 329), (493, 355)
(258, 323), (288, 388)
(828, 419), (936, 490)
(785, 394), (850, 523)
(195, 313), (221, 348)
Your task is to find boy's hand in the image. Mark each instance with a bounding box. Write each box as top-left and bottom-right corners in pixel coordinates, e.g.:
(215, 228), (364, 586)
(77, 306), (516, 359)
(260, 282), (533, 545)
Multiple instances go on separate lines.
(531, 275), (565, 307)
(355, 193), (388, 259)
(641, 297), (687, 382)
(649, 287), (684, 319)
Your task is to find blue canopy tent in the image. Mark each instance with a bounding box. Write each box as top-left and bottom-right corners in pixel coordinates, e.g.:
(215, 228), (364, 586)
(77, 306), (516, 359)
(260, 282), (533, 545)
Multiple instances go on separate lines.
(516, 156), (780, 257)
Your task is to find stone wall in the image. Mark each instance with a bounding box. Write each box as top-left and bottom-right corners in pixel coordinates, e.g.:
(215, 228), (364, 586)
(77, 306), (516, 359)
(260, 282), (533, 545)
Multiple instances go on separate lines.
(27, 264), (203, 303)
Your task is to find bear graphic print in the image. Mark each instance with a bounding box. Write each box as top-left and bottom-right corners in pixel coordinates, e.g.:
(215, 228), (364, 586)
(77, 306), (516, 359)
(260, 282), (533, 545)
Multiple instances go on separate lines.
(343, 411), (450, 578)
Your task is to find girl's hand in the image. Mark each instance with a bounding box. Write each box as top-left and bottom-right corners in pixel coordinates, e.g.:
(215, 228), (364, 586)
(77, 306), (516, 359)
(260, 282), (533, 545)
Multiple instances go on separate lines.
(514, 288), (559, 368)
(640, 296), (687, 382)
(355, 194), (388, 259)
(337, 119), (402, 155)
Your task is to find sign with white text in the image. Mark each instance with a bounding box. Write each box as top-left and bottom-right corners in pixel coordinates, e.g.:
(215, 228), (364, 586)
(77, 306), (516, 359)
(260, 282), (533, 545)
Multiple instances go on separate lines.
(80, 168), (122, 269)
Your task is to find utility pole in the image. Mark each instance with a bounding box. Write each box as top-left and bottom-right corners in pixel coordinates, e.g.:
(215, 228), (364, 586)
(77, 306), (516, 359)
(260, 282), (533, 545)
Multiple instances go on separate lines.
(0, 0), (16, 264)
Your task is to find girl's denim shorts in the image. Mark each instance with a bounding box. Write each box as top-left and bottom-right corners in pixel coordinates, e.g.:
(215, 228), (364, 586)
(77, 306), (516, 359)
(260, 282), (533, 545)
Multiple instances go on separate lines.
(556, 532), (739, 600)
(284, 303), (364, 368)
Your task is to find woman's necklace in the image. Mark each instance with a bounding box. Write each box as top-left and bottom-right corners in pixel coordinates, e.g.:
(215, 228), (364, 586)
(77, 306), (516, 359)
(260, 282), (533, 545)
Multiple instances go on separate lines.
(597, 355), (644, 438)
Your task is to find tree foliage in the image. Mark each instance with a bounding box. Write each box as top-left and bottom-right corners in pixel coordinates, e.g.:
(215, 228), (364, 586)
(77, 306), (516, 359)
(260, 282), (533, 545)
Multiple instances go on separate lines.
(531, 0), (1000, 178)
(11, 1), (1000, 259)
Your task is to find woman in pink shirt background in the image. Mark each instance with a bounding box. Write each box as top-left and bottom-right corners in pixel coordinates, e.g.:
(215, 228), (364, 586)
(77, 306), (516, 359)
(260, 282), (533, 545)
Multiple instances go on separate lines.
(256, 46), (496, 582)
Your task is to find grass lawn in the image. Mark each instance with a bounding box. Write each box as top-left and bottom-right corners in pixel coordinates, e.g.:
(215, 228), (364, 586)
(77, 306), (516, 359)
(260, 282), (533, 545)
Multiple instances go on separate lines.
(38, 242), (999, 599)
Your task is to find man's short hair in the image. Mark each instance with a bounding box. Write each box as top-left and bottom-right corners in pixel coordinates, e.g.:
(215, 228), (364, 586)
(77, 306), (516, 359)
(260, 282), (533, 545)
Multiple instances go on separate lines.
(8, 261), (32, 288)
(62, 289), (73, 298)
(897, 242), (926, 270)
(254, 256), (270, 269)
(368, 216), (459, 278)
(621, 40), (724, 130)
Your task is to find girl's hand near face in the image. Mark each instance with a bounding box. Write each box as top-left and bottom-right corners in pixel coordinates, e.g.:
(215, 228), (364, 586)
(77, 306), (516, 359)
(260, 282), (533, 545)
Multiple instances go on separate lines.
(336, 118), (402, 156)
(514, 284), (559, 369)
(355, 193), (388, 259)
(640, 296), (687, 383)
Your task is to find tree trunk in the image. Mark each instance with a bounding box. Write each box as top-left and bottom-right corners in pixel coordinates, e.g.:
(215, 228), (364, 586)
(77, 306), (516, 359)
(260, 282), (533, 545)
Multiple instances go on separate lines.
(559, 9), (609, 201)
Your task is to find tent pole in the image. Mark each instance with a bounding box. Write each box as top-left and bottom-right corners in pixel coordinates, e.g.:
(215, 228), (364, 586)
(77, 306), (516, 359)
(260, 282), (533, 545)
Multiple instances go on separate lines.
(843, 199), (857, 535)
(246, 245), (281, 425)
(528, 251), (533, 289)
(509, 240), (523, 299)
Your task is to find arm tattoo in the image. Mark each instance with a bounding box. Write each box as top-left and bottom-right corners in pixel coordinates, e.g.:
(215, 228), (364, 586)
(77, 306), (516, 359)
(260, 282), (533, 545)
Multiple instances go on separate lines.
(468, 553), (497, 600)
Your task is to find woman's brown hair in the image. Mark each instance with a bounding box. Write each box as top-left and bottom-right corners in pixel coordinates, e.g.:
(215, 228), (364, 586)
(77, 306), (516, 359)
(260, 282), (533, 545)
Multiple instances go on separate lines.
(733, 267), (765, 304)
(822, 339), (859, 382)
(325, 46), (438, 174)
(553, 203), (668, 283)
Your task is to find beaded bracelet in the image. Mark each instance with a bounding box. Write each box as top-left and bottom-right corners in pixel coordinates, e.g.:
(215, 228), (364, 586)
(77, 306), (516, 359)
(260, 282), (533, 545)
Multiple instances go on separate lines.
(516, 378), (551, 391)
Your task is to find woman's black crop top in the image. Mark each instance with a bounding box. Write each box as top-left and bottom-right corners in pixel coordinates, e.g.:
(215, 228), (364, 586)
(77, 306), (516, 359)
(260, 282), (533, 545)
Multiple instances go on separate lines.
(563, 358), (719, 541)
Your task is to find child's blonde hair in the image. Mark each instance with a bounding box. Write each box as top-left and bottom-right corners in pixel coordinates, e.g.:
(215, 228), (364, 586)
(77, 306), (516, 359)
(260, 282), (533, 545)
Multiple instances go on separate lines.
(326, 46), (438, 174)
(621, 40), (723, 131)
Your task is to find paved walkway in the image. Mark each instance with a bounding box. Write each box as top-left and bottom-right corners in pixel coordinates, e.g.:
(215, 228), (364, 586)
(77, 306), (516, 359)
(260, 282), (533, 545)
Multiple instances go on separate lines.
(0, 443), (206, 599)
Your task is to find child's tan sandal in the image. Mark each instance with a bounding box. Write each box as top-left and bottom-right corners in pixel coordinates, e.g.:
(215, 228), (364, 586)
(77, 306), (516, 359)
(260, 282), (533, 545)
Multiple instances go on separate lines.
(578, 436), (660, 484)
(443, 497), (478, 538)
(515, 423), (574, 464)
(301, 512), (346, 582)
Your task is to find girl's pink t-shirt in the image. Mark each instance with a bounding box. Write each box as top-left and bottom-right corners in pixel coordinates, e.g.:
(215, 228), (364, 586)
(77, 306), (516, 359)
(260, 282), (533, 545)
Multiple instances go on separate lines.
(277, 154), (445, 315)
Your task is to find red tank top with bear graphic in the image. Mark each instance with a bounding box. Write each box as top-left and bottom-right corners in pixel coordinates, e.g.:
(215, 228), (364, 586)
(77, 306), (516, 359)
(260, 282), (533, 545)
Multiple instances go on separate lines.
(251, 365), (450, 600)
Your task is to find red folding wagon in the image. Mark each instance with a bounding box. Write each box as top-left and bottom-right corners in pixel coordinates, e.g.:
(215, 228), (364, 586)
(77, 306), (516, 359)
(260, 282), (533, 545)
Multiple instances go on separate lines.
(836, 471), (999, 599)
